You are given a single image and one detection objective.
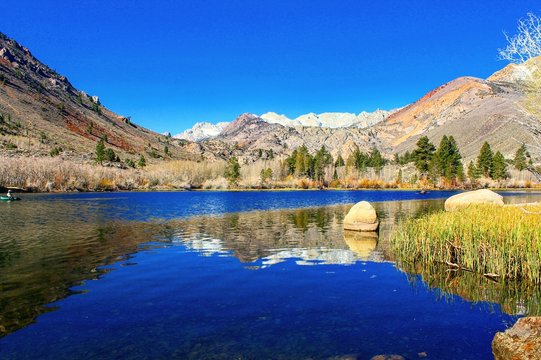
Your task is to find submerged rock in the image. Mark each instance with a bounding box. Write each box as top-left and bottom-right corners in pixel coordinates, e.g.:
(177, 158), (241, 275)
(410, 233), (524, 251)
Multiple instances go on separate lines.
(343, 201), (379, 231)
(492, 317), (541, 360)
(370, 355), (405, 360)
(444, 189), (504, 212)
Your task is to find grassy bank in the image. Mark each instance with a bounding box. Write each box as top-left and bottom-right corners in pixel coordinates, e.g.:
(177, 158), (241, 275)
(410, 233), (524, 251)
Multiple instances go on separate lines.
(1, 155), (540, 192)
(391, 204), (541, 284)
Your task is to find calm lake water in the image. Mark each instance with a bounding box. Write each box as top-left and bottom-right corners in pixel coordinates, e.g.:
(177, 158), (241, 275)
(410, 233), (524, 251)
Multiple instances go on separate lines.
(1, 190), (541, 359)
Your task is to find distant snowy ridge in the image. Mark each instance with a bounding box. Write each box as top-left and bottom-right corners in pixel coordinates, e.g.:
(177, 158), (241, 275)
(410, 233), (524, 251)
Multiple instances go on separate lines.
(174, 121), (229, 142)
(260, 109), (393, 128)
(174, 109), (395, 142)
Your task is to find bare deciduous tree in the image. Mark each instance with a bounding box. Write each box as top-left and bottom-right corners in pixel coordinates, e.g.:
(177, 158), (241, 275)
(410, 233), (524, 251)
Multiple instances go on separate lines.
(499, 12), (541, 64)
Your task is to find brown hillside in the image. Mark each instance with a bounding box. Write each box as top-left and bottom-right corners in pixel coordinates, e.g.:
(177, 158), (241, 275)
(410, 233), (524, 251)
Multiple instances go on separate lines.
(0, 32), (200, 163)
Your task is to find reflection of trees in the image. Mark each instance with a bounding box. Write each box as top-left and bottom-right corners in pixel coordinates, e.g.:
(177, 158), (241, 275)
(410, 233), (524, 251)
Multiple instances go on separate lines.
(0, 212), (165, 337)
(0, 197), (466, 338)
(397, 260), (541, 316)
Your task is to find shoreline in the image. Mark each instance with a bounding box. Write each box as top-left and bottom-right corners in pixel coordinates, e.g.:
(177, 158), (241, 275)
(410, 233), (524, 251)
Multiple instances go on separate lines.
(4, 186), (541, 195)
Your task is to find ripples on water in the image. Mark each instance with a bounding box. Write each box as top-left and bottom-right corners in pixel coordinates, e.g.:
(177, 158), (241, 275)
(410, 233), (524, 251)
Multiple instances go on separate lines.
(0, 190), (541, 359)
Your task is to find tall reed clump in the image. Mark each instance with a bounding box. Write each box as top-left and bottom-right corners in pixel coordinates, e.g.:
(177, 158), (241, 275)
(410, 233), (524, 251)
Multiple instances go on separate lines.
(390, 204), (541, 284)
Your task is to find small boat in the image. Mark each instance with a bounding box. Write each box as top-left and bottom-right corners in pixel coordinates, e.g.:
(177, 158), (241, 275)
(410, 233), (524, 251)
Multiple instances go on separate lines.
(0, 196), (21, 201)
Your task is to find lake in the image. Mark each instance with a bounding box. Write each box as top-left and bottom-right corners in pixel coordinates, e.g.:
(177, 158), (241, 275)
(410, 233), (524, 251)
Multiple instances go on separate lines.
(1, 190), (540, 359)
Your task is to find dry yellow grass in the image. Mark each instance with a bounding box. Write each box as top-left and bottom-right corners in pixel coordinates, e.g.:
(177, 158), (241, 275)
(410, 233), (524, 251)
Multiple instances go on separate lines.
(391, 204), (541, 284)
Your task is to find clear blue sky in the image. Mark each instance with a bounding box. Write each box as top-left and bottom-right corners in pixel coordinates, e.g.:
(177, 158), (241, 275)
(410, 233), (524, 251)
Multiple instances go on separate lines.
(2, 1), (539, 133)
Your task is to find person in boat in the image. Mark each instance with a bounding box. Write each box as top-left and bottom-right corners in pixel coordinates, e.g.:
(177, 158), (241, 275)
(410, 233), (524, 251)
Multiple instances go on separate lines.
(6, 190), (13, 199)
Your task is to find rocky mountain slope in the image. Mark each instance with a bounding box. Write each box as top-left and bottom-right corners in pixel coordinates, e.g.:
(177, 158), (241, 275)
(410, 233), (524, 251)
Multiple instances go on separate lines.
(373, 57), (541, 161)
(0, 32), (200, 163)
(1, 29), (539, 165)
(199, 57), (541, 162)
(175, 109), (394, 142)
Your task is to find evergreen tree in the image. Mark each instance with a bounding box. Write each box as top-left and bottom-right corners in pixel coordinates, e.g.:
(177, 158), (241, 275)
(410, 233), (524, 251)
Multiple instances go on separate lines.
(138, 155), (146, 168)
(467, 161), (480, 182)
(260, 168), (273, 183)
(513, 144), (530, 171)
(286, 149), (298, 175)
(268, 149), (274, 160)
(353, 147), (369, 172)
(393, 153), (400, 165)
(368, 148), (385, 174)
(476, 142), (493, 177)
(335, 154), (345, 167)
(434, 136), (462, 181)
(402, 150), (412, 165)
(164, 145), (170, 156)
(105, 148), (117, 162)
(313, 146), (333, 181)
(225, 156), (241, 185)
(456, 163), (465, 183)
(95, 139), (105, 164)
(413, 136), (436, 177)
(492, 151), (508, 180)
(258, 149), (263, 158)
(125, 159), (136, 168)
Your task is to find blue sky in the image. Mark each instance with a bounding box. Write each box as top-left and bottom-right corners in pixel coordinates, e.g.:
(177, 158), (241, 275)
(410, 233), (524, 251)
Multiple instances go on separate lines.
(1, 1), (539, 133)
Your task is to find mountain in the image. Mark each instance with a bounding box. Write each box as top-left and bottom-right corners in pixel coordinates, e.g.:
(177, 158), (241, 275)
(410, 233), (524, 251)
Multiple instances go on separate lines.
(174, 121), (229, 142)
(373, 56), (541, 160)
(196, 57), (541, 162)
(0, 32), (199, 163)
(1, 29), (539, 166)
(197, 113), (382, 162)
(175, 109), (395, 142)
(260, 109), (394, 128)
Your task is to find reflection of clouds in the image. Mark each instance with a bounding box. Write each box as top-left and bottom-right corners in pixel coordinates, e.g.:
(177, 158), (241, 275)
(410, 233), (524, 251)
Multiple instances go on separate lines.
(261, 248), (359, 267)
(170, 200), (448, 268)
(173, 234), (229, 257)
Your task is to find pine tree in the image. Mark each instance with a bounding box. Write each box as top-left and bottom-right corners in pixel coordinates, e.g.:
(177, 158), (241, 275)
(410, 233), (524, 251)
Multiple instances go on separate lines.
(492, 151), (508, 180)
(413, 136), (436, 177)
(335, 154), (345, 167)
(95, 139), (105, 164)
(225, 156), (241, 185)
(467, 161), (480, 181)
(313, 146), (333, 181)
(260, 168), (272, 184)
(138, 155), (146, 168)
(164, 145), (170, 156)
(434, 136), (462, 181)
(268, 149), (274, 160)
(513, 144), (530, 171)
(368, 148), (385, 174)
(476, 142), (493, 177)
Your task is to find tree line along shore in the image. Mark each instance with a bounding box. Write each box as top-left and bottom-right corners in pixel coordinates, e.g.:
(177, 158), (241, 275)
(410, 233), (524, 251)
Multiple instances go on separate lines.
(0, 134), (539, 193)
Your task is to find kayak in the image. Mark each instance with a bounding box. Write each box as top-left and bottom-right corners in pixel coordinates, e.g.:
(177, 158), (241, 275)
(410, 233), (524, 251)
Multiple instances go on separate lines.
(0, 196), (20, 201)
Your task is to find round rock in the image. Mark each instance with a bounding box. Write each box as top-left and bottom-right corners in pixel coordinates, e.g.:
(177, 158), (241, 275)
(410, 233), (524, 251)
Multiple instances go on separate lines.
(444, 189), (504, 212)
(343, 201), (379, 231)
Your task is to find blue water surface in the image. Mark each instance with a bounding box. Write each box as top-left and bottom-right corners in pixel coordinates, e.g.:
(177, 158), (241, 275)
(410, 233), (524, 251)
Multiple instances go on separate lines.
(29, 190), (465, 221)
(1, 190), (539, 359)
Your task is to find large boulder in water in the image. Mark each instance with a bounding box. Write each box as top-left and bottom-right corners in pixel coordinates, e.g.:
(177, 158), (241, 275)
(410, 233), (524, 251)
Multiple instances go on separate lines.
(492, 317), (541, 360)
(444, 189), (504, 212)
(343, 201), (379, 231)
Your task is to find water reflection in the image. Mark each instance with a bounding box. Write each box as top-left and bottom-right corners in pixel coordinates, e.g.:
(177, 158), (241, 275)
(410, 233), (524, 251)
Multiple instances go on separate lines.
(167, 200), (441, 266)
(1, 193), (541, 338)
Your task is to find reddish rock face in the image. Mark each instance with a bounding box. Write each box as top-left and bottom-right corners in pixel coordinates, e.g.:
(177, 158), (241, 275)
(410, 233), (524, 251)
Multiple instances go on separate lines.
(492, 317), (541, 360)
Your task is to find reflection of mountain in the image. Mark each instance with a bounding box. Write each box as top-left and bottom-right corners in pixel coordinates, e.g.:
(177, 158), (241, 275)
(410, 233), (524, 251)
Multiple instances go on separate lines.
(170, 199), (443, 267)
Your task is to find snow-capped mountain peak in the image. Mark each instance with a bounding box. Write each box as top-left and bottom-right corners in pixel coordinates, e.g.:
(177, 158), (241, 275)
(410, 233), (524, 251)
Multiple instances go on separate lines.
(174, 109), (396, 142)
